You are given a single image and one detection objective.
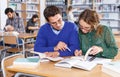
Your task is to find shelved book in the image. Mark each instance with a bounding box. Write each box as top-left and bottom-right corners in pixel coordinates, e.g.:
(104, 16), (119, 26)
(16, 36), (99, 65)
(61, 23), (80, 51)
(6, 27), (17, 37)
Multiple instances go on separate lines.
(102, 61), (120, 77)
(13, 57), (40, 68)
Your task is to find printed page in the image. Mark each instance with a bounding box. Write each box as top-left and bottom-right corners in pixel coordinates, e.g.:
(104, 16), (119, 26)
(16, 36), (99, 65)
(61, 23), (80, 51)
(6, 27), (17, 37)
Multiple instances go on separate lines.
(71, 56), (111, 64)
(55, 58), (80, 68)
(71, 48), (93, 61)
(92, 57), (112, 64)
(73, 61), (97, 71)
(30, 51), (64, 61)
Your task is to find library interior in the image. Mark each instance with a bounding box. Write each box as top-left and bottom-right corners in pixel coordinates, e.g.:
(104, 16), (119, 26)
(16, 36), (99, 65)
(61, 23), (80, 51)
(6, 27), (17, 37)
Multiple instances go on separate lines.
(0, 0), (120, 77)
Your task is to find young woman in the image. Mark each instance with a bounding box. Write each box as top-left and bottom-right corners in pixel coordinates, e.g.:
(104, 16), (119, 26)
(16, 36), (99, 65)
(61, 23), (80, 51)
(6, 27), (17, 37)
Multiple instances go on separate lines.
(26, 14), (39, 33)
(67, 6), (77, 23)
(75, 9), (118, 59)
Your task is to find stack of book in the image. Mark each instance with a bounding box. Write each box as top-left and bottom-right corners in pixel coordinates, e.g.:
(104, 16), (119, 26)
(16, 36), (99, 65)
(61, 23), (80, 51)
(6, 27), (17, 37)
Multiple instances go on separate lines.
(13, 57), (40, 68)
(102, 61), (120, 77)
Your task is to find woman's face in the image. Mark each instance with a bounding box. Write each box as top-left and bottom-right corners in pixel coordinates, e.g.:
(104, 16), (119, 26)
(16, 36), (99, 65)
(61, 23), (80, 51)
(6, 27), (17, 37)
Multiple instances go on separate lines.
(33, 18), (39, 22)
(79, 19), (92, 34)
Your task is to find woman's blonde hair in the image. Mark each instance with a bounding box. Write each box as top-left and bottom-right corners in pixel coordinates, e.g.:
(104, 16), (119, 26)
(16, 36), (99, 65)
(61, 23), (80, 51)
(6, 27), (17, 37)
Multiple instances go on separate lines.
(78, 9), (103, 36)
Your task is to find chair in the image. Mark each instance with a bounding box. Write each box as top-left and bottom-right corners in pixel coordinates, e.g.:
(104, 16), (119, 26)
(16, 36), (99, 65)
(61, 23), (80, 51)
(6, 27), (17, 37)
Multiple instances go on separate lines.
(1, 53), (43, 77)
(1, 53), (24, 77)
(3, 32), (25, 56)
(0, 36), (6, 61)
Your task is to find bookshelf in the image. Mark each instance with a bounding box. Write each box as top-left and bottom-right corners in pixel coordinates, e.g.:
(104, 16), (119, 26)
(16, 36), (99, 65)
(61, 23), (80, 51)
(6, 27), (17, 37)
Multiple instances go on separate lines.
(94, 0), (120, 31)
(71, 0), (120, 32)
(7, 0), (40, 27)
(45, 0), (68, 21)
(71, 0), (93, 21)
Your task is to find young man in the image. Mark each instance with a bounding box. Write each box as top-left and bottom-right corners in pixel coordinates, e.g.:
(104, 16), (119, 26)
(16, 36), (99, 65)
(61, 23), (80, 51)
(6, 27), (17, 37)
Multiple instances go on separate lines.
(34, 5), (80, 57)
(4, 8), (25, 47)
(4, 7), (25, 32)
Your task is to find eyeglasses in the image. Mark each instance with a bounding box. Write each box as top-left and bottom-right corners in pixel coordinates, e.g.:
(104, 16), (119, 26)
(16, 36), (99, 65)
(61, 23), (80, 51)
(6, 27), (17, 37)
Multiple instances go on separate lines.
(79, 24), (91, 31)
(49, 18), (62, 26)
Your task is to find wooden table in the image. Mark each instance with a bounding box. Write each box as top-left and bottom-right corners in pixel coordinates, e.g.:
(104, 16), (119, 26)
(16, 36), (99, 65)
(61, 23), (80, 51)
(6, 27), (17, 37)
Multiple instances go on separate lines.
(18, 33), (37, 40)
(6, 51), (120, 77)
(7, 62), (111, 77)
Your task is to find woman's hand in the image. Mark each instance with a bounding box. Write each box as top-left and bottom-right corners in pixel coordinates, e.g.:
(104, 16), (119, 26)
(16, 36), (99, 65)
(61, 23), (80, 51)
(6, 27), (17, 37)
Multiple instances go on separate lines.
(74, 49), (82, 56)
(89, 46), (103, 55)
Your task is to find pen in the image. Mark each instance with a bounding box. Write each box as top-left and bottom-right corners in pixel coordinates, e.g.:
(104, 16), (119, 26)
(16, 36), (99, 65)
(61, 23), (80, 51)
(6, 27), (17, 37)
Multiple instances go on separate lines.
(66, 46), (71, 52)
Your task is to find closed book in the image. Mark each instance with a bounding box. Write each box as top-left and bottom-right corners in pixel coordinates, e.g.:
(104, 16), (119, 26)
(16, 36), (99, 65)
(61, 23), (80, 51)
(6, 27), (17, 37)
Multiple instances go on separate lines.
(13, 57), (40, 68)
(102, 61), (120, 77)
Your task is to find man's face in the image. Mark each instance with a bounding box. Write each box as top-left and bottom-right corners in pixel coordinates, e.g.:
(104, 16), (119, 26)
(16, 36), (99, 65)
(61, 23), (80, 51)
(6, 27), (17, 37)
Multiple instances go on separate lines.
(7, 12), (13, 19)
(48, 14), (63, 30)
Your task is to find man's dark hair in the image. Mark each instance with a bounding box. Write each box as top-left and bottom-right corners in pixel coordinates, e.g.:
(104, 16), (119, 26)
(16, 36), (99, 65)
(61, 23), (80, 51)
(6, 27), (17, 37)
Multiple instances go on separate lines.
(5, 7), (14, 15)
(31, 14), (39, 20)
(43, 5), (62, 21)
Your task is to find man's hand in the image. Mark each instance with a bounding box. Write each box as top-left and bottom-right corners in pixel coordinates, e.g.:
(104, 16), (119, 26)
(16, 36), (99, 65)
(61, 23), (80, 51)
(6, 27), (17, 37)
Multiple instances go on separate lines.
(5, 25), (14, 31)
(54, 41), (67, 51)
(44, 52), (59, 58)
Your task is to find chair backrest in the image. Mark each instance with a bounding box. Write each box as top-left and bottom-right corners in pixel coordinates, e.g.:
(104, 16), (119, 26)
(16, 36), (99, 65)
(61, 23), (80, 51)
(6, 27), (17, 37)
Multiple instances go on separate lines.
(1, 53), (24, 77)
(3, 32), (19, 45)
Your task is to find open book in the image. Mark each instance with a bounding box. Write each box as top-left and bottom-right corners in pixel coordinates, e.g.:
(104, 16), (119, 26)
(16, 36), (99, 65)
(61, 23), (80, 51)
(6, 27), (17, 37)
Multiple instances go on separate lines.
(71, 56), (112, 65)
(55, 58), (97, 71)
(70, 47), (93, 61)
(71, 47), (111, 64)
(54, 48), (97, 71)
(30, 51), (64, 62)
(55, 48), (111, 71)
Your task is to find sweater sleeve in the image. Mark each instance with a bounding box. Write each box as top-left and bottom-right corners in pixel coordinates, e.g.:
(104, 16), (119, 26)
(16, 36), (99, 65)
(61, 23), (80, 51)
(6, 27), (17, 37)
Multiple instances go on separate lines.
(58, 25), (80, 57)
(34, 27), (54, 53)
(100, 26), (118, 59)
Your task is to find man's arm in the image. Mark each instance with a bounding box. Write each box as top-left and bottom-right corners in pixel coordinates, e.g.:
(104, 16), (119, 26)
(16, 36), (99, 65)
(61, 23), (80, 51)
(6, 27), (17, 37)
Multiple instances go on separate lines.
(58, 26), (80, 56)
(34, 27), (55, 52)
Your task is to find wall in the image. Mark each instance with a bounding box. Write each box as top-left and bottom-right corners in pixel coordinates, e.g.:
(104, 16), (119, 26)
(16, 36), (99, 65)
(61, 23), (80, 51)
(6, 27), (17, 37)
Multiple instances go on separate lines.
(40, 0), (46, 26)
(0, 0), (7, 30)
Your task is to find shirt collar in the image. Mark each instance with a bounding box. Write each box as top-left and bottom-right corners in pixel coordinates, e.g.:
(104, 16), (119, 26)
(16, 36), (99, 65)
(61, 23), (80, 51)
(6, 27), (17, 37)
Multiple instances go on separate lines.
(51, 21), (65, 35)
